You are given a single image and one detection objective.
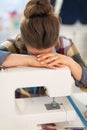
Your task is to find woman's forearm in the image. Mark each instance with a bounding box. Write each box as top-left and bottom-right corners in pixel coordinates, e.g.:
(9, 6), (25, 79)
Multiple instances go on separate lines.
(2, 54), (29, 67)
(69, 58), (82, 81)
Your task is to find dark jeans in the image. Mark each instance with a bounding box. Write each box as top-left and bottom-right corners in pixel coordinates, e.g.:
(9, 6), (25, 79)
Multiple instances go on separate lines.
(59, 0), (87, 24)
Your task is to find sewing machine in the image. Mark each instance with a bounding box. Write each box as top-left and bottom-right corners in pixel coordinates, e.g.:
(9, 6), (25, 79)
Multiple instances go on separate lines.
(0, 67), (76, 130)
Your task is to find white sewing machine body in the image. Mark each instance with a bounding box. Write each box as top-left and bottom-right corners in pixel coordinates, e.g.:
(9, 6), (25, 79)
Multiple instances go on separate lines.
(0, 67), (76, 130)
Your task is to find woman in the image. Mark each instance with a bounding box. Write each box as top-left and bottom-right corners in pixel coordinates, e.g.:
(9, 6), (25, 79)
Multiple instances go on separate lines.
(0, 0), (87, 93)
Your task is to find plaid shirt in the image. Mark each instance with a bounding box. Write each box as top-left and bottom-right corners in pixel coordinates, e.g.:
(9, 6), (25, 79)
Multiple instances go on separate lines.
(0, 34), (87, 89)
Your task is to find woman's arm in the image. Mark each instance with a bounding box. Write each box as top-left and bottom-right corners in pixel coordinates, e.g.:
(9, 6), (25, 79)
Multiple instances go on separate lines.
(37, 52), (87, 87)
(2, 53), (49, 68)
(37, 52), (82, 80)
(2, 54), (29, 67)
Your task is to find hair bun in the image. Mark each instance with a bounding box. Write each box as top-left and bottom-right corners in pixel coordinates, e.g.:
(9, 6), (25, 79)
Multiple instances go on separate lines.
(24, 0), (53, 19)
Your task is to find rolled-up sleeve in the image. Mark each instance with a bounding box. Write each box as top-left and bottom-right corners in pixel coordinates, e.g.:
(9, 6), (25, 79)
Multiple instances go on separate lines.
(75, 65), (87, 88)
(71, 53), (87, 88)
(0, 50), (11, 65)
(0, 39), (18, 65)
(81, 65), (87, 82)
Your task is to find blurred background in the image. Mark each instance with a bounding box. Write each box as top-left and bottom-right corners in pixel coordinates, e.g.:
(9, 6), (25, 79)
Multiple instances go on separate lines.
(0, 0), (87, 64)
(0, 0), (27, 42)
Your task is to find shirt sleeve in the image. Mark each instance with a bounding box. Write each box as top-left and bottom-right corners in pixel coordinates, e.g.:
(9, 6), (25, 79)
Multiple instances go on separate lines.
(72, 54), (87, 88)
(0, 50), (11, 65)
(0, 37), (21, 65)
(81, 65), (87, 82)
(75, 65), (87, 88)
(65, 38), (87, 88)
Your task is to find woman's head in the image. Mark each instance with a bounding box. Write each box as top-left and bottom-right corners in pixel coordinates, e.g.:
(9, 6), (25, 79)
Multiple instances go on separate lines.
(20, 0), (60, 50)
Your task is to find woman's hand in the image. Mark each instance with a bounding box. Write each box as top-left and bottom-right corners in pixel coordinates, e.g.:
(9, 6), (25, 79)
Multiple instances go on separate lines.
(27, 55), (48, 68)
(37, 52), (71, 69)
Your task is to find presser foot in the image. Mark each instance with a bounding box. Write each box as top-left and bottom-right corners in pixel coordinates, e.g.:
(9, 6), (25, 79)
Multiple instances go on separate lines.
(45, 102), (60, 110)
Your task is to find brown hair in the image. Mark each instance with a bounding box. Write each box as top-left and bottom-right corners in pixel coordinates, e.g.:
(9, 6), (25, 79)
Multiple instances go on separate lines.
(20, 0), (60, 49)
